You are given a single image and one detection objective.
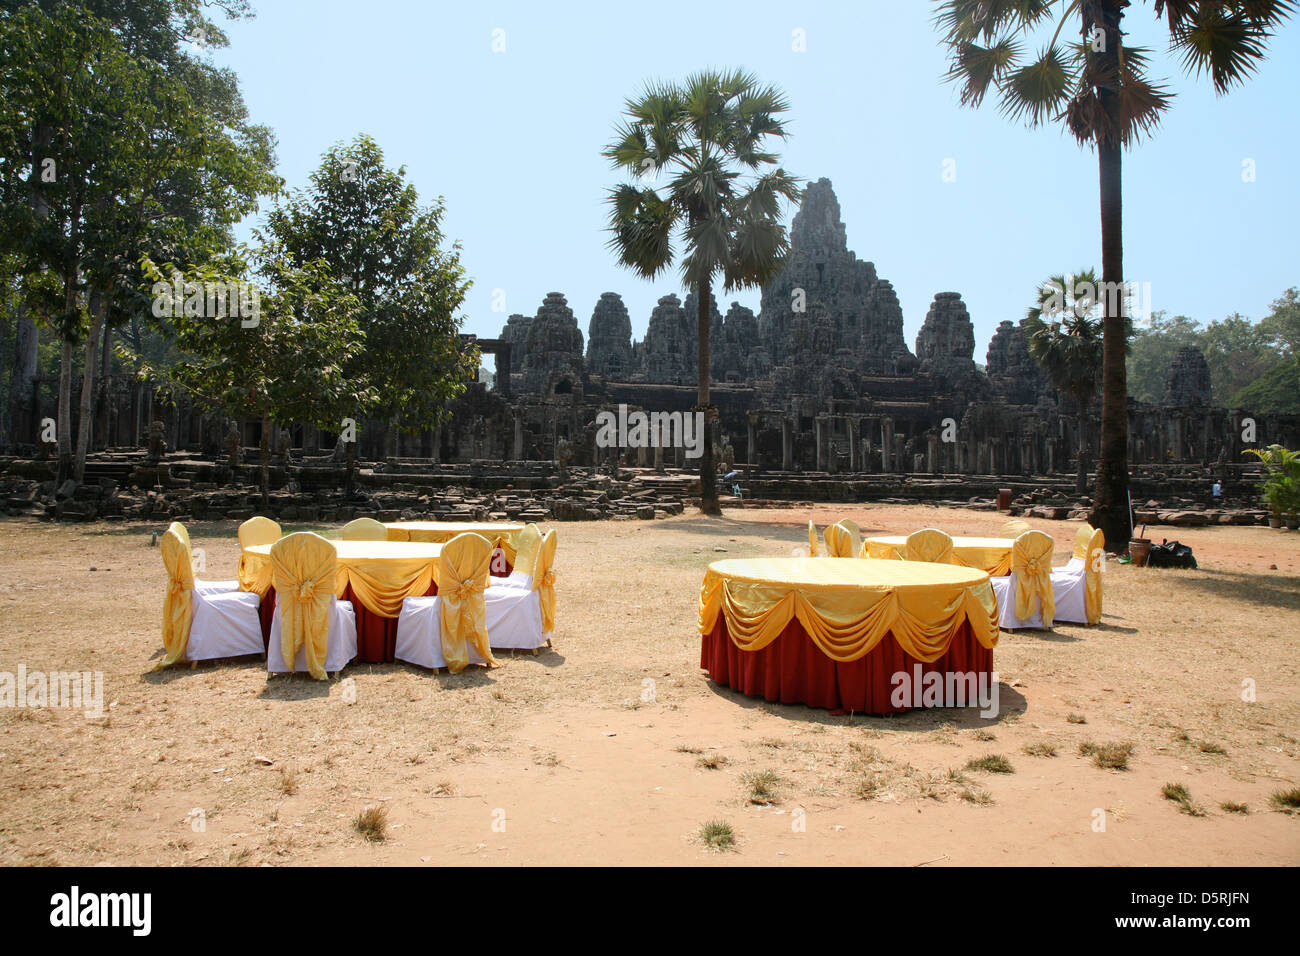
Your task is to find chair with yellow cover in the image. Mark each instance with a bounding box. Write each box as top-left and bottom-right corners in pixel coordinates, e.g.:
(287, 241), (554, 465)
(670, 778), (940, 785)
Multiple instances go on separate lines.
(822, 522), (857, 557)
(1050, 526), (1105, 625)
(165, 521), (238, 596)
(1064, 523), (1095, 570)
(904, 528), (954, 564)
(492, 523), (543, 589)
(155, 524), (263, 669)
(394, 533), (498, 673)
(1000, 517), (1032, 539)
(807, 521), (821, 557)
(485, 529), (556, 651)
(266, 532), (357, 677)
(835, 519), (862, 557)
(989, 529), (1056, 629)
(341, 516), (388, 540)
(236, 516), (280, 596)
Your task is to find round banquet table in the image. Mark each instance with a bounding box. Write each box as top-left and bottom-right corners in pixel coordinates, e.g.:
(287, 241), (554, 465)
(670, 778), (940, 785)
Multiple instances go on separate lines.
(864, 536), (1015, 576)
(699, 557), (1000, 715)
(244, 540), (443, 663)
(384, 522), (522, 574)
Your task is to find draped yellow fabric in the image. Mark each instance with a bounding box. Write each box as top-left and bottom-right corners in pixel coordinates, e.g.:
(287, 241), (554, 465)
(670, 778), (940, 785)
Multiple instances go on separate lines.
(1083, 527), (1105, 625)
(154, 527), (195, 670)
(385, 522), (521, 565)
(512, 524), (543, 578)
(807, 521), (820, 557)
(905, 528), (954, 564)
(237, 516), (280, 596)
(1012, 530), (1056, 627)
(837, 519), (862, 555)
(865, 536), (1012, 575)
(270, 532), (336, 680)
(243, 540), (441, 617)
(438, 533), (497, 674)
(698, 558), (998, 664)
(823, 523), (856, 557)
(1000, 518), (1031, 539)
(531, 529), (558, 634)
(1072, 523), (1095, 560)
(342, 517), (388, 540)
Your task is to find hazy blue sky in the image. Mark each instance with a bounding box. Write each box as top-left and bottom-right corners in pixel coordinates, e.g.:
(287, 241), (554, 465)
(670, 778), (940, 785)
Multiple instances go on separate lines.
(214, 1), (1299, 358)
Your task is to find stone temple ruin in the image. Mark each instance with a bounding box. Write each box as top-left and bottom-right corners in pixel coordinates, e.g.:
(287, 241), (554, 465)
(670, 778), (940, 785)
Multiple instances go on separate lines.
(3, 177), (1298, 525)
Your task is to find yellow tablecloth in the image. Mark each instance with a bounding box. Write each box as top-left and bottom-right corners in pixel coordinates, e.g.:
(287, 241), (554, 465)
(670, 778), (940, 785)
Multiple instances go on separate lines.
(245, 540), (443, 618)
(865, 536), (1015, 576)
(699, 557), (998, 664)
(384, 522), (523, 564)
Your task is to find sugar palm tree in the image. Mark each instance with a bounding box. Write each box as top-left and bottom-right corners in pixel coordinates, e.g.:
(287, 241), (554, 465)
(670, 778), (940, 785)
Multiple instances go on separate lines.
(603, 69), (801, 515)
(935, 0), (1294, 548)
(1024, 271), (1105, 494)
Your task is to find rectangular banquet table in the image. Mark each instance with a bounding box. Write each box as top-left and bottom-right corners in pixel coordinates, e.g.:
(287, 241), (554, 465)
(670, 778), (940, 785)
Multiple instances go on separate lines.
(243, 540), (443, 663)
(384, 521), (523, 574)
(699, 557), (1000, 715)
(864, 535), (1015, 576)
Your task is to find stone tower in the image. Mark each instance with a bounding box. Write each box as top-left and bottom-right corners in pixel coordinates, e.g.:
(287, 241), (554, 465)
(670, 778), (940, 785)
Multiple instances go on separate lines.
(986, 319), (1049, 405)
(521, 292), (585, 395)
(1163, 345), (1212, 407)
(586, 292), (634, 379)
(640, 293), (694, 385)
(915, 292), (977, 378)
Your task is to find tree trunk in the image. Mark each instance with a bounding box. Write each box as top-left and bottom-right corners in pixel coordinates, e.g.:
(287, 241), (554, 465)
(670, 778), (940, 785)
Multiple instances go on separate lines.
(7, 302), (38, 448)
(1076, 403), (1088, 495)
(57, 337), (73, 486)
(95, 322), (111, 449)
(1087, 1), (1131, 551)
(73, 288), (106, 481)
(696, 274), (720, 516)
(259, 412), (270, 510)
(345, 439), (356, 499)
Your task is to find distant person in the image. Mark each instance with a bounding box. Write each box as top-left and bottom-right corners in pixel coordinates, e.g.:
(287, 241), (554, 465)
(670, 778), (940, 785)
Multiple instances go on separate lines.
(1211, 479), (1223, 504)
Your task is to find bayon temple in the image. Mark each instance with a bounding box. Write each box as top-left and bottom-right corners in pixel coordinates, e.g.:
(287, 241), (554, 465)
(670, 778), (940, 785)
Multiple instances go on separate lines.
(5, 178), (1298, 522)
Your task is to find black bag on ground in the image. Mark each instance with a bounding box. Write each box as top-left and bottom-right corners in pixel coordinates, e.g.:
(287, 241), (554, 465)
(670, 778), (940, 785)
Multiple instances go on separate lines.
(1146, 539), (1198, 569)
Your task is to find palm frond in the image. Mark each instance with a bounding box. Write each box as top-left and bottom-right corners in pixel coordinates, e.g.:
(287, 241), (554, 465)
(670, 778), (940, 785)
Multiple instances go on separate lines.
(998, 44), (1075, 126)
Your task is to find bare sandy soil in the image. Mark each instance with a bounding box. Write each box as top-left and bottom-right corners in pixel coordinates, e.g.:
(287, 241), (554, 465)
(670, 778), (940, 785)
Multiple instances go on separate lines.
(1, 503), (1297, 866)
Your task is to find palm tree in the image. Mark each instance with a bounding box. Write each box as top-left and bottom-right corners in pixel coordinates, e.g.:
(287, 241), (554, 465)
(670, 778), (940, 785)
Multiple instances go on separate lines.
(603, 70), (801, 515)
(935, 0), (1294, 549)
(1025, 271), (1105, 494)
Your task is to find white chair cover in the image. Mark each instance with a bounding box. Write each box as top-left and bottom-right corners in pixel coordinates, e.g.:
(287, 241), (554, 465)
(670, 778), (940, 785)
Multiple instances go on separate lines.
(184, 589), (264, 662)
(267, 599), (358, 674)
(393, 597), (489, 669)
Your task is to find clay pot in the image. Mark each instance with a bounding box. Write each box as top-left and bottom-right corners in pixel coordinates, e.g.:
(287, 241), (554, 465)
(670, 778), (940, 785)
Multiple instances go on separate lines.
(1128, 538), (1153, 567)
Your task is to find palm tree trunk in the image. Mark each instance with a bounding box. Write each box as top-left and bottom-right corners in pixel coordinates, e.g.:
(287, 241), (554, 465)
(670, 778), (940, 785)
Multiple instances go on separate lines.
(697, 275), (720, 516)
(1088, 0), (1131, 551)
(73, 287), (106, 481)
(1076, 403), (1088, 495)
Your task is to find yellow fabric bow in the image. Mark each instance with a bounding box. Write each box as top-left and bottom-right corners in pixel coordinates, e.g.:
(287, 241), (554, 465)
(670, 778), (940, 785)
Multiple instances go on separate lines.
(1012, 531), (1055, 626)
(271, 532), (337, 680)
(438, 534), (496, 674)
(155, 526), (195, 670)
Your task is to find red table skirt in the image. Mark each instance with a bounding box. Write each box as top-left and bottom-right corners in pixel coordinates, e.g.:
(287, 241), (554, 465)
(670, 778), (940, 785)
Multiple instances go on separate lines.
(700, 617), (993, 716)
(258, 580), (439, 663)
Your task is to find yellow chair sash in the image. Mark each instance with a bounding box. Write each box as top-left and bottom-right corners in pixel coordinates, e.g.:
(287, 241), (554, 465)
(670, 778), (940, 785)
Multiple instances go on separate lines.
(1083, 527), (1105, 624)
(270, 532), (336, 680)
(342, 517), (388, 540)
(155, 527), (195, 670)
(512, 524), (542, 575)
(1072, 523), (1095, 561)
(807, 521), (820, 557)
(531, 529), (558, 634)
(237, 516), (280, 597)
(906, 528), (954, 564)
(698, 561), (999, 664)
(823, 523), (855, 558)
(1012, 530), (1056, 627)
(438, 534), (497, 674)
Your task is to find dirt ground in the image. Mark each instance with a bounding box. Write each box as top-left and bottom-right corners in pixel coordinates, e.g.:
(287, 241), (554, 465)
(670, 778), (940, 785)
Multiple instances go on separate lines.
(1, 503), (1297, 866)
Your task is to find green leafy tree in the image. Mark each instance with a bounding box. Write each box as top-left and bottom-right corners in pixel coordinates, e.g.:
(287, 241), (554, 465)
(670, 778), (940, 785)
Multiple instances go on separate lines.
(1126, 310), (1202, 403)
(1199, 313), (1280, 404)
(935, 0), (1294, 548)
(261, 135), (476, 483)
(1025, 271), (1105, 493)
(603, 69), (801, 515)
(142, 252), (367, 506)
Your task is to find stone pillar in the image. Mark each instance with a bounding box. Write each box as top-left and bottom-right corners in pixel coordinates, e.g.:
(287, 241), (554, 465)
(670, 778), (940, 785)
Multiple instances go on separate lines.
(881, 418), (894, 472)
(848, 417), (858, 473)
(893, 434), (906, 473)
(654, 442), (664, 473)
(781, 417), (793, 471)
(747, 417), (757, 466)
(815, 417), (825, 471)
(926, 433), (938, 473)
(512, 411), (524, 460)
